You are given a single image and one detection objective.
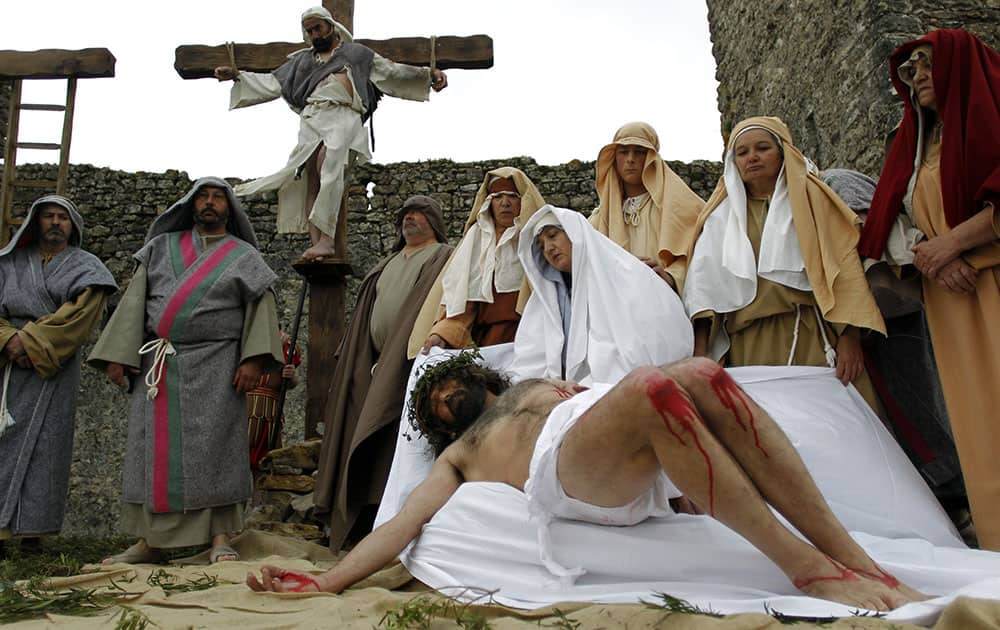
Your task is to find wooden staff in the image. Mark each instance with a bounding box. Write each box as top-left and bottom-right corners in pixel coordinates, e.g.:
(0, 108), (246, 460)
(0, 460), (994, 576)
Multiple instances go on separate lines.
(271, 279), (308, 449)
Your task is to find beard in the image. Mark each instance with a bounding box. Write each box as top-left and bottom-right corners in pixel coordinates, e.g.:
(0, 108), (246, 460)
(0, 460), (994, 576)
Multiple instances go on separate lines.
(312, 33), (337, 53)
(194, 207), (229, 230)
(40, 228), (68, 246)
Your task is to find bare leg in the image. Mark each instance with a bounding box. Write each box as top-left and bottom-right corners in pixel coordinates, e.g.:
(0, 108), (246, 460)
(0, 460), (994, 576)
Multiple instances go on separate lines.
(558, 367), (909, 610)
(301, 146), (337, 261)
(665, 358), (925, 602)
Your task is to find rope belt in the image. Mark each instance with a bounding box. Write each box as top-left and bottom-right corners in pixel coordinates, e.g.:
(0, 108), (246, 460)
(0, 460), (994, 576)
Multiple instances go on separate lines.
(138, 338), (176, 400)
(0, 363), (14, 437)
(787, 305), (837, 368)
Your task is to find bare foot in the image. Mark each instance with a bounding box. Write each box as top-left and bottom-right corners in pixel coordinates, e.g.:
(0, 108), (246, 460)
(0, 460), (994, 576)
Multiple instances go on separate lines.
(851, 564), (931, 604)
(792, 558), (901, 611)
(103, 540), (162, 565)
(301, 243), (336, 261)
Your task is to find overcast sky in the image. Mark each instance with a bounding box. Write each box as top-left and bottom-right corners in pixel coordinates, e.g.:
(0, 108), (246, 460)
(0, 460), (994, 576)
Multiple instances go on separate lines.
(5, 1), (723, 181)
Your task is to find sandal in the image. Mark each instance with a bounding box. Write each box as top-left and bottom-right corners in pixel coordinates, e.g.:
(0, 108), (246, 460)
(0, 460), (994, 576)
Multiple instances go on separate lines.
(209, 543), (239, 564)
(103, 542), (163, 565)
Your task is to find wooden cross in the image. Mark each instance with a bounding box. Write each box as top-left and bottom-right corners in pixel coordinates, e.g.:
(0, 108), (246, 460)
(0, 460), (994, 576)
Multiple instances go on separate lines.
(173, 1), (493, 439)
(174, 0), (493, 78)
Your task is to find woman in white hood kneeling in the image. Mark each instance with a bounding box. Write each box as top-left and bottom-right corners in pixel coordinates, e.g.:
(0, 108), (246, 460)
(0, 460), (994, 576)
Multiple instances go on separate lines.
(509, 205), (693, 385)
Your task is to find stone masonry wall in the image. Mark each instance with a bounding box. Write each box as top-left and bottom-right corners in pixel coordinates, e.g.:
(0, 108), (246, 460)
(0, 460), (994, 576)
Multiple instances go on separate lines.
(8, 156), (721, 536)
(706, 0), (1000, 176)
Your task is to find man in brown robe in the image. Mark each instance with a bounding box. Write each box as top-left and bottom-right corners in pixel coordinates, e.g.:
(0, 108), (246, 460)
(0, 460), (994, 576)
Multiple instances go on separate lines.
(0, 195), (117, 548)
(314, 195), (452, 549)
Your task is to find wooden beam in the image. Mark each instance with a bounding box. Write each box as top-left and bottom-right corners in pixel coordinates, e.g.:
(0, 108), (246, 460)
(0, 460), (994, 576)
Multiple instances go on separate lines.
(323, 0), (354, 35)
(174, 35), (493, 79)
(0, 49), (115, 79)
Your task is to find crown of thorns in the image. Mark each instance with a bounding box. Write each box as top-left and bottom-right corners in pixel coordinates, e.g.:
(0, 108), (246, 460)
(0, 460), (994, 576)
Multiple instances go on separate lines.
(407, 348), (484, 434)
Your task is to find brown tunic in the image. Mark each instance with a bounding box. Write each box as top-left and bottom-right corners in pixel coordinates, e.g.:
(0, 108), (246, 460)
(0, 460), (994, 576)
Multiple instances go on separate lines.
(428, 288), (521, 348)
(913, 138), (1000, 550)
(702, 198), (881, 412)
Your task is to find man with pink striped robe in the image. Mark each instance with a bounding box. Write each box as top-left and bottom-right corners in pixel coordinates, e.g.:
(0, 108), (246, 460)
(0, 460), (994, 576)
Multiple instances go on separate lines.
(89, 177), (283, 564)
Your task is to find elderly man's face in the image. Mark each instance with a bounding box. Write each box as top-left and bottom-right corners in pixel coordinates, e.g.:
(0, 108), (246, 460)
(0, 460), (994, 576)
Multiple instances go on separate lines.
(36, 204), (73, 252)
(193, 186), (230, 232)
(303, 17), (337, 52)
(401, 209), (436, 247)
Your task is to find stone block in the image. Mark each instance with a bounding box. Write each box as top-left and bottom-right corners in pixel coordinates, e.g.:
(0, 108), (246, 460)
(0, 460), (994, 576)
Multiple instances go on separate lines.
(261, 439), (322, 471)
(257, 474), (315, 493)
(254, 521), (324, 541)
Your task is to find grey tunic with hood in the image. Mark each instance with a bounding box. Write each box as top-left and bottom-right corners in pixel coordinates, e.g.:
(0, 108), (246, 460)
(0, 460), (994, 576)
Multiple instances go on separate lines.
(0, 195), (117, 535)
(89, 178), (281, 525)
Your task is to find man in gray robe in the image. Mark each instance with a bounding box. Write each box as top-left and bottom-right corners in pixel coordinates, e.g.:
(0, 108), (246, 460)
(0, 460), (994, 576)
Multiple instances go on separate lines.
(314, 195), (451, 549)
(0, 195), (117, 548)
(89, 178), (282, 564)
(214, 6), (448, 262)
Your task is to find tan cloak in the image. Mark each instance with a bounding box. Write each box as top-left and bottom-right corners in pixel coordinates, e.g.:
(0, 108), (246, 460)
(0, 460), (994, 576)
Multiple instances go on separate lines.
(913, 138), (1000, 550)
(589, 121), (705, 285)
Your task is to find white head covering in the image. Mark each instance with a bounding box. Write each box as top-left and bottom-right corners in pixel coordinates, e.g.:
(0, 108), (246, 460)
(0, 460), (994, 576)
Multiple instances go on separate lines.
(510, 205), (693, 385)
(440, 190), (525, 316)
(683, 124), (813, 327)
(300, 6), (353, 43)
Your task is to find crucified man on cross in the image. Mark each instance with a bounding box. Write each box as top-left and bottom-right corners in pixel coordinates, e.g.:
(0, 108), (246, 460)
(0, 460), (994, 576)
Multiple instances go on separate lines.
(214, 5), (447, 262)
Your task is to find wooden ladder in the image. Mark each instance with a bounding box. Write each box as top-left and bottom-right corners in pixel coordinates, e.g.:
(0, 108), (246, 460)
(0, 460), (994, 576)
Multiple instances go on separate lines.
(0, 47), (116, 247)
(0, 77), (77, 246)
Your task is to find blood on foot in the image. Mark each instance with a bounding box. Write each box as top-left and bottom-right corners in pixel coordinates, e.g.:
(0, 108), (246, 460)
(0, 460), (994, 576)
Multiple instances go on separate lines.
(793, 558), (859, 590)
(278, 570), (321, 592)
(852, 564), (901, 589)
(708, 366), (769, 458)
(645, 374), (715, 516)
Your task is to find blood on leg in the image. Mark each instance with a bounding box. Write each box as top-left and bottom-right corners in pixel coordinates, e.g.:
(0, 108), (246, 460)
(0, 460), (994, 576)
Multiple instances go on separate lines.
(703, 365), (769, 458)
(645, 373), (716, 516)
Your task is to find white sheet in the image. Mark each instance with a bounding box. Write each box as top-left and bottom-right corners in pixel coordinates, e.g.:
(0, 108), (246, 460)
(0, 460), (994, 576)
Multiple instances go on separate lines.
(375, 350), (1000, 623)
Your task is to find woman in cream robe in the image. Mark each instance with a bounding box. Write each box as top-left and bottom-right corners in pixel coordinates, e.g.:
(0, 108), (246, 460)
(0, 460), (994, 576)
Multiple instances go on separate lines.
(683, 117), (884, 411)
(859, 30), (1000, 550)
(407, 167), (546, 357)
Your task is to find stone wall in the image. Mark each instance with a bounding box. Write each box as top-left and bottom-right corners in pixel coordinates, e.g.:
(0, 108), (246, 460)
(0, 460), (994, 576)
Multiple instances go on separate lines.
(9, 156), (721, 536)
(706, 0), (1000, 176)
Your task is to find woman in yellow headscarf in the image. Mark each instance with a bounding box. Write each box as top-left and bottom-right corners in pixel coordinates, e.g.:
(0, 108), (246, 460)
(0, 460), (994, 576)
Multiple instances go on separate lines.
(682, 117), (884, 409)
(407, 166), (546, 357)
(590, 122), (705, 287)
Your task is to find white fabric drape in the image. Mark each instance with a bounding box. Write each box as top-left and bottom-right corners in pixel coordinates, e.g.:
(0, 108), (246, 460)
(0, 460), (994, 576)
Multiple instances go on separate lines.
(509, 205), (692, 385)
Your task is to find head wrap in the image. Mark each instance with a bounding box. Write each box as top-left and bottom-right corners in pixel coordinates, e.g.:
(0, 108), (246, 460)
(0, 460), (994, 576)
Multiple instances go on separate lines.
(406, 167), (547, 357)
(510, 205), (693, 385)
(392, 195), (449, 252)
(683, 117), (884, 358)
(860, 29), (1000, 259)
(0, 194), (84, 256)
(300, 6), (353, 43)
(144, 177), (261, 249)
(530, 209), (564, 240)
(592, 121), (705, 274)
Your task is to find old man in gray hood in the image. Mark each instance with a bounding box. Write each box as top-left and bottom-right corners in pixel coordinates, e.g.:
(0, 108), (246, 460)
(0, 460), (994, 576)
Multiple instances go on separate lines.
(0, 195), (117, 547)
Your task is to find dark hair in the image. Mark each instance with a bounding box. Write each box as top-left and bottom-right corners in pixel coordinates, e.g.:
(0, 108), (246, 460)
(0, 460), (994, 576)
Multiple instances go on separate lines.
(408, 351), (511, 455)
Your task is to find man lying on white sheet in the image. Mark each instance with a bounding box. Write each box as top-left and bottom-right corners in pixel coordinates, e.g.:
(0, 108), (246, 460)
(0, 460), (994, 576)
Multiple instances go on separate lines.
(248, 354), (926, 611)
